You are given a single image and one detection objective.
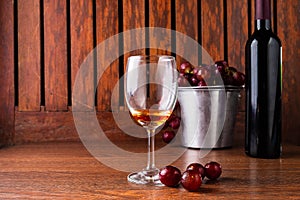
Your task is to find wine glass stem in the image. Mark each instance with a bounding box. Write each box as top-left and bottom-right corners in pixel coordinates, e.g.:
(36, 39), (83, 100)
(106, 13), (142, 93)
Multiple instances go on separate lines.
(146, 128), (157, 172)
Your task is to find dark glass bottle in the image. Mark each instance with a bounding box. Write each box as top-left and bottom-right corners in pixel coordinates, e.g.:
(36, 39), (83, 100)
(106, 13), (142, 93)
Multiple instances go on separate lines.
(245, 0), (282, 158)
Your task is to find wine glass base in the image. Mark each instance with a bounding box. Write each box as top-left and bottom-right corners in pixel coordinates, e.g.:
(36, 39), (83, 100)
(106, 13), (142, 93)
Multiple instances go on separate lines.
(127, 172), (163, 186)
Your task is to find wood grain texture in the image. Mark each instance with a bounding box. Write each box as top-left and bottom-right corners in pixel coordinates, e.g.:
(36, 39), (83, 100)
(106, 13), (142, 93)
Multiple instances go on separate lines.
(227, 0), (248, 112)
(13, 110), (294, 148)
(175, 0), (198, 66)
(148, 0), (172, 100)
(14, 110), (78, 144)
(0, 0), (299, 147)
(0, 142), (299, 199)
(96, 0), (120, 111)
(70, 0), (94, 111)
(227, 0), (248, 72)
(250, 0), (255, 34)
(277, 0), (300, 145)
(201, 0), (224, 61)
(14, 111), (148, 145)
(44, 0), (68, 111)
(0, 0), (14, 147)
(149, 0), (172, 55)
(122, 0), (145, 110)
(18, 0), (41, 111)
(123, 0), (145, 60)
(13, 110), (244, 145)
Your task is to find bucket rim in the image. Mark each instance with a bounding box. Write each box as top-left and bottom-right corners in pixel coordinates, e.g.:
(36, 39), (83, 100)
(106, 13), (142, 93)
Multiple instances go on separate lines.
(178, 85), (244, 91)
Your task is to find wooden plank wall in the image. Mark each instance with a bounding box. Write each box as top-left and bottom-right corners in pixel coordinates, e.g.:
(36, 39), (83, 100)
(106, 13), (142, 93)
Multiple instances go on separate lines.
(0, 0), (299, 145)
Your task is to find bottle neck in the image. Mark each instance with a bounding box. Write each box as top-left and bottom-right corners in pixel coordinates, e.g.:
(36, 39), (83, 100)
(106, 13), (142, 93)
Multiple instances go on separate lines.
(255, 19), (271, 30)
(255, 0), (271, 20)
(255, 0), (272, 30)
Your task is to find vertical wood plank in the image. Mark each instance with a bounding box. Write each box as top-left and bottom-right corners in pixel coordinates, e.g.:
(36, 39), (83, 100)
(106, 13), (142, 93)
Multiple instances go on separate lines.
(0, 0), (15, 146)
(277, 0), (300, 144)
(149, 0), (172, 55)
(70, 0), (94, 111)
(18, 0), (41, 111)
(96, 0), (119, 111)
(44, 0), (68, 111)
(271, 0), (275, 31)
(123, 0), (145, 62)
(149, 0), (172, 100)
(250, 0), (254, 35)
(175, 0), (198, 65)
(227, 0), (248, 113)
(122, 0), (145, 110)
(201, 0), (224, 61)
(227, 0), (248, 72)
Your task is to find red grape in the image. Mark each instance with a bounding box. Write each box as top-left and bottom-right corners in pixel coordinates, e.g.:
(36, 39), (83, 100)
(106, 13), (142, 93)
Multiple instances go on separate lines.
(195, 72), (203, 82)
(197, 80), (207, 87)
(189, 75), (199, 86)
(204, 161), (222, 180)
(178, 73), (189, 86)
(181, 170), (202, 192)
(223, 74), (235, 85)
(227, 66), (237, 74)
(166, 113), (175, 122)
(168, 116), (180, 129)
(215, 60), (229, 75)
(162, 130), (175, 143)
(178, 60), (245, 87)
(191, 66), (200, 75)
(215, 60), (228, 66)
(159, 165), (182, 187)
(186, 163), (205, 179)
(232, 71), (245, 86)
(196, 67), (211, 81)
(179, 62), (193, 74)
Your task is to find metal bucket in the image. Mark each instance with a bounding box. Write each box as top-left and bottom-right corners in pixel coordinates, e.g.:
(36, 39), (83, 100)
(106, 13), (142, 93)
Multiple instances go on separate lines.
(178, 86), (242, 149)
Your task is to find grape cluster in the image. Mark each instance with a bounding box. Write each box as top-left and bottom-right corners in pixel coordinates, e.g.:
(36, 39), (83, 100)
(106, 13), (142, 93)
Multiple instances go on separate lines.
(161, 60), (245, 143)
(159, 161), (222, 192)
(178, 60), (245, 87)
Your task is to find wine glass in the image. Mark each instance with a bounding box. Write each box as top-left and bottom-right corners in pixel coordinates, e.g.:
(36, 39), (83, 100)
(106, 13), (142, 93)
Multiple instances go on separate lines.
(124, 55), (178, 185)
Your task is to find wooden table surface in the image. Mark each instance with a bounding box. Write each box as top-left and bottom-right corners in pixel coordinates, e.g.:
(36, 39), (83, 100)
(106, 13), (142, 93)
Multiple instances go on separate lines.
(0, 139), (299, 199)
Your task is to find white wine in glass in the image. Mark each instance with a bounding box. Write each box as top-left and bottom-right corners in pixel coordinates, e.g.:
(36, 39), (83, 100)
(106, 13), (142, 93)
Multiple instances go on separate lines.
(125, 55), (178, 185)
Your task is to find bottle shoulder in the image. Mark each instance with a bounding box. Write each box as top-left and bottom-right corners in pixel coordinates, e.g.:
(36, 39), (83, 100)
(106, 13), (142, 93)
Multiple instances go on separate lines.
(246, 29), (281, 46)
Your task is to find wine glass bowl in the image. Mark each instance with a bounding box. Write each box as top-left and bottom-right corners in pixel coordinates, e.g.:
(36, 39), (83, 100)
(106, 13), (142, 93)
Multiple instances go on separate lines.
(125, 55), (178, 185)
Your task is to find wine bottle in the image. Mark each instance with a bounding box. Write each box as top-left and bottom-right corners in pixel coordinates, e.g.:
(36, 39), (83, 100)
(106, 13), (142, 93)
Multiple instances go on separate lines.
(245, 0), (282, 158)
